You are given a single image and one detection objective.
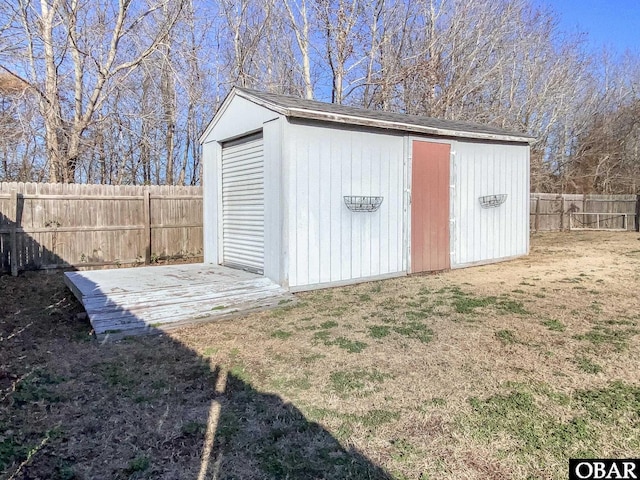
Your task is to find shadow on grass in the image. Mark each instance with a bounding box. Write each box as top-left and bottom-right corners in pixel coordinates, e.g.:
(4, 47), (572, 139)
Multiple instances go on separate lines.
(0, 270), (393, 479)
(200, 368), (392, 479)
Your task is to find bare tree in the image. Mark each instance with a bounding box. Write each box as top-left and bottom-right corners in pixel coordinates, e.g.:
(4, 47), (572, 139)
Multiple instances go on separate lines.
(2, 0), (183, 182)
(282, 0), (314, 99)
(0, 73), (42, 180)
(316, 0), (362, 103)
(569, 53), (640, 193)
(220, 0), (274, 89)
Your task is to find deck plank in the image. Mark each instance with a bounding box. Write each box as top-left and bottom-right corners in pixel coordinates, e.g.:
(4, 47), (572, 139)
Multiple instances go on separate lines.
(81, 278), (279, 312)
(64, 264), (293, 340)
(65, 263), (261, 298)
(90, 288), (287, 325)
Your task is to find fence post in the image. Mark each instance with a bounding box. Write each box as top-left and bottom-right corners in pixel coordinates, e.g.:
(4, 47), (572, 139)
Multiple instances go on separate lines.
(636, 194), (640, 232)
(559, 196), (565, 231)
(9, 189), (18, 276)
(143, 188), (151, 264)
(534, 196), (540, 233)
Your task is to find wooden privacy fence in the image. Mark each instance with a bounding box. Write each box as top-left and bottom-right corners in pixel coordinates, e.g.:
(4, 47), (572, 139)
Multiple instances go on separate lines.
(530, 193), (640, 232)
(0, 182), (203, 275)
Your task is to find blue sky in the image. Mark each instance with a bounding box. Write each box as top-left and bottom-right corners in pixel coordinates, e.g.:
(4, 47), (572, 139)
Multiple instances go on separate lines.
(540, 0), (640, 54)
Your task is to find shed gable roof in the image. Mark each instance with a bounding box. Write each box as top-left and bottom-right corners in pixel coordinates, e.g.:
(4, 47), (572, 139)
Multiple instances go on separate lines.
(232, 87), (534, 144)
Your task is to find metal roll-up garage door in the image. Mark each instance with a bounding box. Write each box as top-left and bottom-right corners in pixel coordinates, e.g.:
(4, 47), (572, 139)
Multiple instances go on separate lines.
(221, 132), (264, 274)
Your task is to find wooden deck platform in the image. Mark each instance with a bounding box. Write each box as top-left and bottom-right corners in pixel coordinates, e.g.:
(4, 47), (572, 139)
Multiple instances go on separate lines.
(64, 264), (292, 341)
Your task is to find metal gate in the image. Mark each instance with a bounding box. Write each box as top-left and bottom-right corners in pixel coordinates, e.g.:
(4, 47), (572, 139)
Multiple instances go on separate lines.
(221, 132), (264, 274)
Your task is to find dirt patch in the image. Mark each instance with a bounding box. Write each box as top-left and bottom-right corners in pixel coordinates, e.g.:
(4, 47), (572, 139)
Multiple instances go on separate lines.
(1, 231), (639, 479)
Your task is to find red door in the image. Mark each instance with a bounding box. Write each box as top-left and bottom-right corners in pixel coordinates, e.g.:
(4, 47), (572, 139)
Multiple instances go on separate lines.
(411, 141), (450, 273)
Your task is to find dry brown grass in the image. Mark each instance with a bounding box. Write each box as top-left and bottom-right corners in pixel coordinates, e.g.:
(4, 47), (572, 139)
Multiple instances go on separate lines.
(1, 231), (639, 479)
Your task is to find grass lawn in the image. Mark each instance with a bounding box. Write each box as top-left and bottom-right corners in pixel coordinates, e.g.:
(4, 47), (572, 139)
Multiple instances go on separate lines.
(1, 231), (639, 479)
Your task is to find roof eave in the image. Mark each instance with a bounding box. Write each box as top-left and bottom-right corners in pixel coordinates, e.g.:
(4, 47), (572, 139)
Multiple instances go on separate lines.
(235, 88), (290, 116)
(286, 108), (534, 144)
(219, 88), (535, 144)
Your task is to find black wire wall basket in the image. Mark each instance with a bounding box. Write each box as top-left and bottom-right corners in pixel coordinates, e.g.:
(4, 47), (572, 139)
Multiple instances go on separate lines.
(344, 196), (384, 212)
(479, 194), (507, 208)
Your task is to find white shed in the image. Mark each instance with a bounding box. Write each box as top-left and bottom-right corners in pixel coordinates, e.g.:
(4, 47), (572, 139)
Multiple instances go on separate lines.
(200, 87), (533, 291)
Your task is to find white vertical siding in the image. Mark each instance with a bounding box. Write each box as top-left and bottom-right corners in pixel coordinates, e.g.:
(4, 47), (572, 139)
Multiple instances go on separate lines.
(452, 140), (529, 267)
(262, 119), (284, 284)
(202, 141), (220, 264)
(285, 122), (405, 288)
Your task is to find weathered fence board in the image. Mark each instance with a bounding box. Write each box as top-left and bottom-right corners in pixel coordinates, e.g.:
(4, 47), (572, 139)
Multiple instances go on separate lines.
(0, 182), (203, 274)
(530, 193), (640, 232)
